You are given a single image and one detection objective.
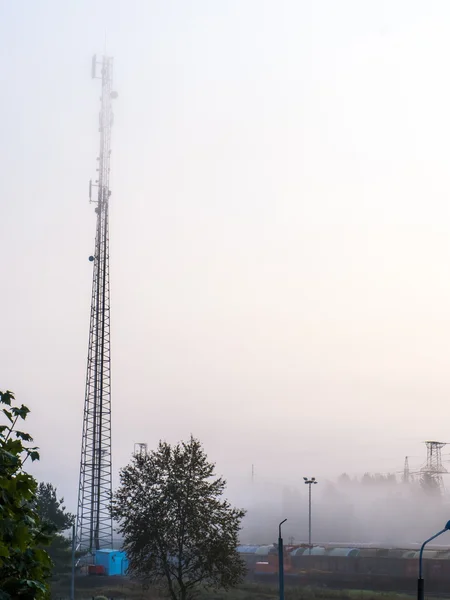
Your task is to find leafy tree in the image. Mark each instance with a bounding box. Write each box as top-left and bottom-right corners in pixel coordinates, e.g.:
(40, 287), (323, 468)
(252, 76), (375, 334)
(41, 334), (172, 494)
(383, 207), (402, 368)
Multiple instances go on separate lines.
(337, 473), (351, 485)
(112, 436), (246, 600)
(361, 472), (373, 485)
(36, 483), (75, 580)
(36, 483), (74, 532)
(0, 390), (52, 599)
(358, 473), (398, 486)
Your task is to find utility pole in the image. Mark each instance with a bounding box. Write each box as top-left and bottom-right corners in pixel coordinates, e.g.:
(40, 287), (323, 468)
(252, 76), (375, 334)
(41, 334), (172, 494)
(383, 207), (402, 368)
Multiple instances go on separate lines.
(76, 54), (118, 554)
(278, 519), (287, 600)
(303, 477), (318, 554)
(70, 523), (75, 600)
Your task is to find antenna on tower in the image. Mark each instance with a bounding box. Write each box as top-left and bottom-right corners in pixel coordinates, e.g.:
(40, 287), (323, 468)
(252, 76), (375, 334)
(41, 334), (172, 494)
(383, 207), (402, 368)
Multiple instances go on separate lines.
(251, 464), (255, 484)
(420, 441), (448, 495)
(76, 54), (118, 555)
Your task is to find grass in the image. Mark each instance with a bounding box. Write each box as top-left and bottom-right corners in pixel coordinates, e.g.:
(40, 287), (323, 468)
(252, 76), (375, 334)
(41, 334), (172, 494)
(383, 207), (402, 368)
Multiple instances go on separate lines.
(198, 583), (421, 600)
(52, 580), (440, 600)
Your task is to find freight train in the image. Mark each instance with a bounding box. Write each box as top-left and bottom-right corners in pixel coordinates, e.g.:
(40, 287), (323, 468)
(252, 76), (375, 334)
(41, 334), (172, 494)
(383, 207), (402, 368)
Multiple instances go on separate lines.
(237, 543), (450, 594)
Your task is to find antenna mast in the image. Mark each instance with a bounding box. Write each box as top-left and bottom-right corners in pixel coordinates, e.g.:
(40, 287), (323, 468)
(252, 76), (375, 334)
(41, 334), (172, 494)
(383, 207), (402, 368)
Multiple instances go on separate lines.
(76, 54), (117, 553)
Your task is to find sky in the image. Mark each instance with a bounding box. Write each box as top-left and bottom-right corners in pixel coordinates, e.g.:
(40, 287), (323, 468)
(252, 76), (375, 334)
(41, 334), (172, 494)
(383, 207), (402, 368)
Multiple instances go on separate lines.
(3, 0), (450, 519)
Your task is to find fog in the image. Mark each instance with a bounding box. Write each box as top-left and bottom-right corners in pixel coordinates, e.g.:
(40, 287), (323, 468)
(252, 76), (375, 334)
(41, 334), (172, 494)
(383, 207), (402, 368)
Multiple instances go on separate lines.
(3, 0), (450, 544)
(234, 475), (450, 546)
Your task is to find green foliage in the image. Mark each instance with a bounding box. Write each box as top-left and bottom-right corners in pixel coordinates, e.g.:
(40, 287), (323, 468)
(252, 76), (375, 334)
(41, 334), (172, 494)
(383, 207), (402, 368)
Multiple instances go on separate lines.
(112, 435), (247, 600)
(49, 580), (425, 600)
(36, 482), (75, 580)
(222, 584), (421, 600)
(0, 390), (52, 599)
(36, 483), (74, 532)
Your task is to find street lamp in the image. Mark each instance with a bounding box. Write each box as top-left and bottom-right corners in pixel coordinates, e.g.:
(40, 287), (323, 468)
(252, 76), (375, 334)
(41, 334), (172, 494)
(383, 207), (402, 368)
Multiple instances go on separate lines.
(70, 523), (75, 600)
(418, 520), (450, 600)
(303, 477), (318, 555)
(278, 518), (287, 600)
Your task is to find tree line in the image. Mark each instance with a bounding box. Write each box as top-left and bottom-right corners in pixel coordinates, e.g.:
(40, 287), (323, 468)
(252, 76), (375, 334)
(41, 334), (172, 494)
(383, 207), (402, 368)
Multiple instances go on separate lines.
(338, 471), (443, 493)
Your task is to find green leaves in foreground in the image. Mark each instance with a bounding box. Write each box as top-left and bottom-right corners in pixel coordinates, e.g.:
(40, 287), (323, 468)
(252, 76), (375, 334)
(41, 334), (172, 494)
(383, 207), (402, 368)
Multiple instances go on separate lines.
(0, 390), (52, 599)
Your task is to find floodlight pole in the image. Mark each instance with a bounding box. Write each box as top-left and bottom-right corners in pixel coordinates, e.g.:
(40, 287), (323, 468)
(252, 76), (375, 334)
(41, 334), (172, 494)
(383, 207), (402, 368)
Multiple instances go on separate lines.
(417, 520), (450, 600)
(278, 518), (287, 600)
(303, 477), (318, 555)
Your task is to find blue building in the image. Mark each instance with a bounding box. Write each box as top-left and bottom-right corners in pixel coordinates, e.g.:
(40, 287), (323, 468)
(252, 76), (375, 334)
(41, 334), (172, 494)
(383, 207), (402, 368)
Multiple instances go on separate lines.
(95, 549), (129, 576)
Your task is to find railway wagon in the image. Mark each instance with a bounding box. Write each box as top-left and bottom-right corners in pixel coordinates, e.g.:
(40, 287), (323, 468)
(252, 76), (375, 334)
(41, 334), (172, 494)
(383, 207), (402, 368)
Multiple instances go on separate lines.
(236, 546), (262, 573)
(240, 544), (450, 593)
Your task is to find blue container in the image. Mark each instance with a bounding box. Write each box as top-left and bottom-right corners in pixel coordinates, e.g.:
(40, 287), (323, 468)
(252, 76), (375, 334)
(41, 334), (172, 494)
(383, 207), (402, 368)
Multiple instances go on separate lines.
(95, 549), (128, 576)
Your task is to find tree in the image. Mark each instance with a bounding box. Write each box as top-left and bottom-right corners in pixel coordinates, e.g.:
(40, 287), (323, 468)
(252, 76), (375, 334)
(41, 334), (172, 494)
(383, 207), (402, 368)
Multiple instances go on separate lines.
(112, 436), (246, 600)
(361, 472), (374, 485)
(36, 483), (75, 580)
(36, 483), (74, 532)
(337, 473), (351, 485)
(0, 390), (52, 599)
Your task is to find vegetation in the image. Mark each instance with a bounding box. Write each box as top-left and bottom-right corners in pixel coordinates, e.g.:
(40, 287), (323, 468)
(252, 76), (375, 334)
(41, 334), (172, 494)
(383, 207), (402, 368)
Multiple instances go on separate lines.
(0, 390), (52, 599)
(338, 473), (397, 485)
(112, 435), (247, 600)
(49, 580), (438, 600)
(36, 482), (75, 580)
(205, 583), (433, 600)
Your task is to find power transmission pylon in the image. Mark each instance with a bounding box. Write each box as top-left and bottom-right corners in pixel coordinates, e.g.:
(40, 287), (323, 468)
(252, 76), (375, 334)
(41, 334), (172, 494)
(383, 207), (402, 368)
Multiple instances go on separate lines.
(403, 456), (410, 484)
(420, 441), (447, 494)
(76, 54), (118, 554)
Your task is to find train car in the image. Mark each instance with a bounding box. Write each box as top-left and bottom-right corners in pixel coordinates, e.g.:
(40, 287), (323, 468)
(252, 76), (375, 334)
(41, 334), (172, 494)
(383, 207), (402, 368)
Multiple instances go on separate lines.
(237, 546), (261, 574)
(252, 544), (300, 579)
(238, 543), (450, 593)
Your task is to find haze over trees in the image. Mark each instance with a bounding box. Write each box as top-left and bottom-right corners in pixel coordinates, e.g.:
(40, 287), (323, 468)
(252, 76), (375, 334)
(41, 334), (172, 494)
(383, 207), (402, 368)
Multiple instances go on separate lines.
(0, 390), (52, 600)
(241, 471), (450, 546)
(112, 436), (246, 600)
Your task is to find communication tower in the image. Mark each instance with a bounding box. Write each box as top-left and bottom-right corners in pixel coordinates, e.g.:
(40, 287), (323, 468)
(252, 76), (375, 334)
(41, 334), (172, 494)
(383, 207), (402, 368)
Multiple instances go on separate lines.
(76, 54), (118, 553)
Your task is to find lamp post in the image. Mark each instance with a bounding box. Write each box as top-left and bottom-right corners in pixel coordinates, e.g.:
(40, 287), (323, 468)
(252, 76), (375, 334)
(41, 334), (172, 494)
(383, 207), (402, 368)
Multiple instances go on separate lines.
(70, 523), (75, 600)
(303, 477), (318, 555)
(418, 520), (450, 600)
(278, 518), (287, 600)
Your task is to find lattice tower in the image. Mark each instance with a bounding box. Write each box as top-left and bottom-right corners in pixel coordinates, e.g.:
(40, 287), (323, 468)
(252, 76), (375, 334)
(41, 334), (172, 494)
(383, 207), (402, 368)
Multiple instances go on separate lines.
(420, 441), (447, 494)
(76, 54), (117, 553)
